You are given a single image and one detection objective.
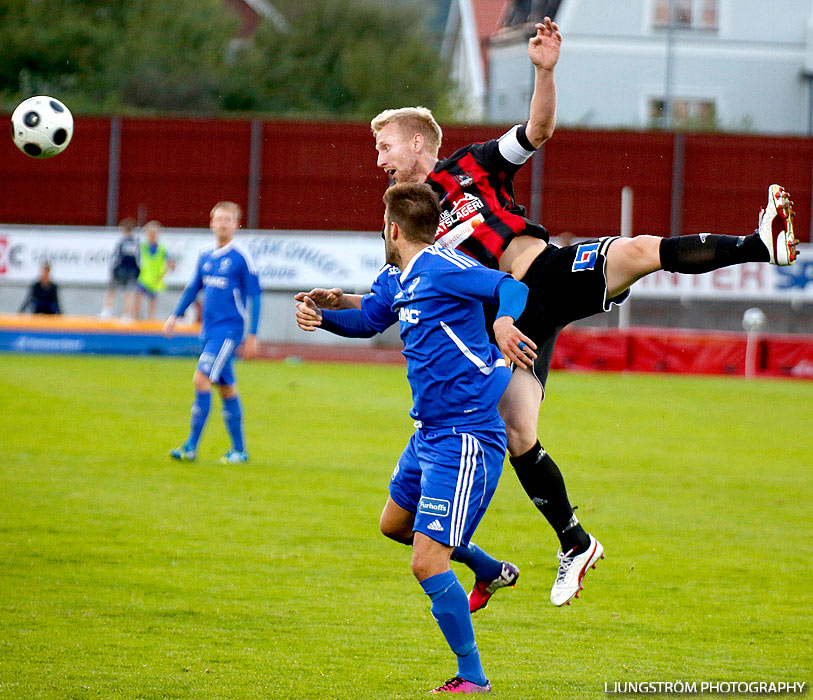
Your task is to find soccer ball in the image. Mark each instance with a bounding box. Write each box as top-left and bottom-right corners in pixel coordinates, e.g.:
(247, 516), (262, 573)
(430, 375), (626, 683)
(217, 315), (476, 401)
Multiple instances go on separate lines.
(10, 96), (74, 158)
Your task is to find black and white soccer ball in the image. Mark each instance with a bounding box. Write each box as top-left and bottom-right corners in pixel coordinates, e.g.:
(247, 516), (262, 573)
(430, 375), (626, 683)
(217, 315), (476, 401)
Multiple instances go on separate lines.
(10, 96), (74, 158)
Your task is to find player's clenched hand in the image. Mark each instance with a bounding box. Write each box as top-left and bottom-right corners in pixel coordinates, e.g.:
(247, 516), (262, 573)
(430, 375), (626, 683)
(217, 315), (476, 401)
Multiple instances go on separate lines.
(294, 287), (344, 310)
(240, 334), (258, 360)
(296, 295), (323, 332)
(528, 16), (562, 71)
(493, 316), (537, 369)
(163, 315), (177, 337)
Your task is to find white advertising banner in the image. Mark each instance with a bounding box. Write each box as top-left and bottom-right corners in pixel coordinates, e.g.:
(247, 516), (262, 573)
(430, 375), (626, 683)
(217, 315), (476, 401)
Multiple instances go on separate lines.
(0, 226), (386, 291)
(0, 226), (811, 301)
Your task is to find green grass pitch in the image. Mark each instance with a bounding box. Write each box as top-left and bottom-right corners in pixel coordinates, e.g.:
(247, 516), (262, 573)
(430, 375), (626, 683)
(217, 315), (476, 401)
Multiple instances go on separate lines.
(0, 354), (810, 699)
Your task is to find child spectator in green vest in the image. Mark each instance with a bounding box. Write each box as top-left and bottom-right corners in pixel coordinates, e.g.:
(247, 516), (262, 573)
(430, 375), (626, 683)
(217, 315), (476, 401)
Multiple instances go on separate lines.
(136, 221), (174, 320)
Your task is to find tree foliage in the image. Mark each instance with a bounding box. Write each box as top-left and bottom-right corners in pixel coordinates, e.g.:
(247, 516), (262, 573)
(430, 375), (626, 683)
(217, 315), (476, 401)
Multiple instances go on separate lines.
(0, 0), (456, 119)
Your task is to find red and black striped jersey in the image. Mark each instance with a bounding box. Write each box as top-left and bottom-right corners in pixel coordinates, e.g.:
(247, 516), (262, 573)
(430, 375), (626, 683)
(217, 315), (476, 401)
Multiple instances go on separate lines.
(427, 124), (549, 270)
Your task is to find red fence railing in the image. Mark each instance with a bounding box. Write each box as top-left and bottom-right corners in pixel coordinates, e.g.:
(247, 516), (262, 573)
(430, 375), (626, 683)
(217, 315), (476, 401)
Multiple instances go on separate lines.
(2, 115), (810, 242)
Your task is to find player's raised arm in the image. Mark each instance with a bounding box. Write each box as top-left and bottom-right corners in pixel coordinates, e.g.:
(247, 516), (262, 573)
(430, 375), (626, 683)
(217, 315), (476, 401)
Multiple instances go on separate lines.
(526, 16), (562, 147)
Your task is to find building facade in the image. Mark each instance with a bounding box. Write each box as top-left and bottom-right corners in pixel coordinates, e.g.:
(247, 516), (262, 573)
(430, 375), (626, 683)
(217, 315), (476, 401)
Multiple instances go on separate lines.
(488, 0), (813, 135)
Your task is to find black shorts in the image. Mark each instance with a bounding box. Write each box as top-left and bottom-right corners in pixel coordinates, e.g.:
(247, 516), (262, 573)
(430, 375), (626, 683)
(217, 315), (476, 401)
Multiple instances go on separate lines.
(514, 237), (629, 389)
(111, 266), (139, 288)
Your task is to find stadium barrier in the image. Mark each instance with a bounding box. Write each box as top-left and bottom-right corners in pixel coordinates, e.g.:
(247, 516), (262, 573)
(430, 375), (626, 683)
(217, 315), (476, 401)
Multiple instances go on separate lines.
(2, 227), (810, 374)
(0, 314), (200, 356)
(3, 312), (810, 380)
(551, 327), (813, 379)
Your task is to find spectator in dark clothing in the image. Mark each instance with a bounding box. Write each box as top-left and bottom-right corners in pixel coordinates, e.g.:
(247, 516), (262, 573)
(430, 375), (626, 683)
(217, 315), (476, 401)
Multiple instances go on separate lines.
(19, 262), (61, 315)
(100, 217), (140, 321)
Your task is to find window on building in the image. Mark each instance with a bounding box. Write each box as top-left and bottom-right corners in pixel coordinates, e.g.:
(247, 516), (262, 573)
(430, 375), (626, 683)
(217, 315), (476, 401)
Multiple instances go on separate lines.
(653, 0), (718, 30)
(650, 97), (717, 129)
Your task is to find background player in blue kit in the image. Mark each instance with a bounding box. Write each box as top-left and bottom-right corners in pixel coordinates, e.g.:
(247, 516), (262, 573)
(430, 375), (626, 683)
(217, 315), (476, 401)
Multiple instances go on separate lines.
(164, 201), (261, 465)
(297, 183), (533, 694)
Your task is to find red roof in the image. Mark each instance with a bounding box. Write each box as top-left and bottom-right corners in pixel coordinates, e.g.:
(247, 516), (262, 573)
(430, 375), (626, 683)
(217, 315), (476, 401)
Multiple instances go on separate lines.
(473, 0), (508, 42)
(473, 0), (510, 75)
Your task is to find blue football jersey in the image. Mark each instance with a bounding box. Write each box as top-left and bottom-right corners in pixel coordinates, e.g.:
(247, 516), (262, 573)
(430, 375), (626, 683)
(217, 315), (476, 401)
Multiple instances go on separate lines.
(183, 241), (261, 337)
(361, 247), (512, 428)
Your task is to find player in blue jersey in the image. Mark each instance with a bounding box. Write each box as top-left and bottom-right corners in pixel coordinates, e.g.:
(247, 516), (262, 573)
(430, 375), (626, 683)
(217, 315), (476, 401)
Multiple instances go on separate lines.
(163, 201), (261, 465)
(297, 182), (533, 694)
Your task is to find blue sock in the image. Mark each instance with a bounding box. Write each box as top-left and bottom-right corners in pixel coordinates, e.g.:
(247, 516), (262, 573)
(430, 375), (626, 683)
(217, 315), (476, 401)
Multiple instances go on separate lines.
(451, 542), (503, 581)
(222, 396), (244, 452)
(187, 391), (211, 448)
(419, 570), (487, 686)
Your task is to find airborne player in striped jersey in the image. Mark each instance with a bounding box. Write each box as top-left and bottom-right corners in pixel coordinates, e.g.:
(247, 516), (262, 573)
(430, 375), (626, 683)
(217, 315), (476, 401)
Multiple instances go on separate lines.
(302, 16), (799, 608)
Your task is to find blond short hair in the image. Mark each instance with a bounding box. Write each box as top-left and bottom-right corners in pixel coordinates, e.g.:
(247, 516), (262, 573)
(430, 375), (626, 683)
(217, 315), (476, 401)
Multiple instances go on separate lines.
(371, 107), (443, 157)
(210, 201), (242, 222)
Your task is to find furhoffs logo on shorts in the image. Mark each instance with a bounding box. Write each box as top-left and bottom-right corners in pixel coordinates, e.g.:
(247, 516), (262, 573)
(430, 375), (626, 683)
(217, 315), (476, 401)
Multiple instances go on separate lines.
(419, 497), (450, 517)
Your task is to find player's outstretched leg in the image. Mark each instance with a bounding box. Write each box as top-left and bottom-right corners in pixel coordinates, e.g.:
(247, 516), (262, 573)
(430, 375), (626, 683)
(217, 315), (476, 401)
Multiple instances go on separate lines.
(170, 389), (211, 461)
(659, 184), (798, 274)
(605, 184), (799, 300)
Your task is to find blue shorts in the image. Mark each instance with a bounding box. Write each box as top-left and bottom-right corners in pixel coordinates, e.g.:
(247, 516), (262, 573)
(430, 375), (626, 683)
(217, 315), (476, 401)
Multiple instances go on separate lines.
(389, 420), (506, 548)
(196, 333), (240, 386)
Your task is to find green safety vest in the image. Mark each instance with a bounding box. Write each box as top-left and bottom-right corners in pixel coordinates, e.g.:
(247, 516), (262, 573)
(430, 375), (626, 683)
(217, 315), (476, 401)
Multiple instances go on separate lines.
(138, 240), (168, 293)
